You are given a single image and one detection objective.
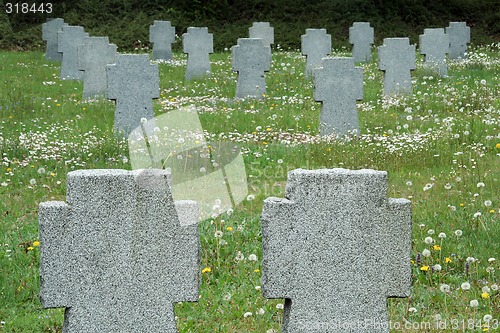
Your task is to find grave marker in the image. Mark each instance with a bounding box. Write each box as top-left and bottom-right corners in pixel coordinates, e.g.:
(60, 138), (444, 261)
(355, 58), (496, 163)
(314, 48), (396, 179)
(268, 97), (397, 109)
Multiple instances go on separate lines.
(182, 27), (213, 80)
(39, 169), (200, 332)
(107, 54), (159, 137)
(378, 38), (416, 95)
(58, 25), (89, 80)
(249, 22), (274, 48)
(301, 29), (331, 78)
(149, 20), (176, 61)
(419, 28), (449, 77)
(42, 18), (67, 62)
(314, 57), (363, 136)
(349, 22), (374, 62)
(78, 36), (117, 99)
(446, 22), (470, 60)
(261, 168), (412, 333)
(232, 38), (271, 99)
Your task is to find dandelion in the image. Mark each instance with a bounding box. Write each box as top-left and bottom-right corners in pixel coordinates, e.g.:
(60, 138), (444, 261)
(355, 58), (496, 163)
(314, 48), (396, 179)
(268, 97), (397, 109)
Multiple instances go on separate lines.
(440, 284), (450, 293)
(420, 265), (429, 271)
(201, 267), (212, 274)
(29, 179), (36, 185)
(484, 200), (492, 207)
(37, 167), (46, 174)
(257, 308), (265, 315)
(422, 249), (431, 257)
(248, 254), (258, 261)
(214, 230), (223, 238)
(445, 257), (452, 263)
(482, 286), (491, 293)
(424, 237), (433, 244)
(484, 314), (492, 322)
(255, 286), (261, 291)
(219, 239), (227, 246)
(444, 183), (452, 190)
(470, 299), (479, 307)
(254, 269), (260, 273)
(226, 226), (233, 232)
(461, 282), (471, 290)
(246, 194), (255, 201)
(480, 79), (487, 85)
(235, 251), (244, 261)
(474, 212), (482, 218)
(466, 257), (476, 263)
(243, 312), (252, 318)
(477, 182), (485, 188)
(1, 182), (7, 187)
(438, 232), (446, 239)
(406, 180), (413, 186)
(481, 292), (490, 299)
(491, 284), (498, 291)
(433, 245), (441, 251)
(433, 264), (442, 272)
(408, 307), (417, 313)
(454, 229), (463, 237)
(496, 143), (500, 149)
(488, 258), (495, 263)
(33, 241), (40, 247)
(276, 303), (284, 310)
(223, 293), (231, 301)
(428, 229), (435, 235)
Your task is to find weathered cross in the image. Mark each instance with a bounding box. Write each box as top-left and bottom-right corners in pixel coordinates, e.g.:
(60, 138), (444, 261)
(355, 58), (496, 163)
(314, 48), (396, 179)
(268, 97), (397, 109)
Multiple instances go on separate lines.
(182, 27), (213, 80)
(58, 25), (89, 80)
(78, 36), (117, 99)
(301, 29), (331, 78)
(314, 57), (363, 136)
(349, 22), (374, 62)
(249, 22), (274, 48)
(446, 22), (470, 60)
(378, 38), (416, 95)
(261, 168), (412, 333)
(232, 38), (271, 99)
(39, 169), (200, 332)
(149, 20), (176, 61)
(41, 18), (67, 62)
(107, 54), (159, 137)
(419, 28), (449, 77)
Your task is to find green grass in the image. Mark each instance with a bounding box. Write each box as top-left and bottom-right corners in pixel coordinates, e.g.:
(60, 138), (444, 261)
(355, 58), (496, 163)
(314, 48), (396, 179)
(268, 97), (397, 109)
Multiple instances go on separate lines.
(0, 44), (499, 332)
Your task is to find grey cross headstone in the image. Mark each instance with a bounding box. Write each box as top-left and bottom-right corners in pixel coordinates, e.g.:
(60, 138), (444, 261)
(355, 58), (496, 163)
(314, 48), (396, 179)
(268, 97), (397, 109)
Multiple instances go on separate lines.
(42, 18), (67, 62)
(349, 22), (374, 62)
(232, 38), (271, 99)
(249, 22), (274, 48)
(378, 38), (416, 96)
(314, 57), (363, 136)
(419, 28), (449, 77)
(78, 36), (117, 99)
(149, 20), (176, 61)
(39, 169), (200, 333)
(446, 22), (470, 60)
(182, 27), (213, 80)
(58, 25), (89, 80)
(107, 54), (159, 137)
(261, 168), (412, 333)
(301, 29), (331, 79)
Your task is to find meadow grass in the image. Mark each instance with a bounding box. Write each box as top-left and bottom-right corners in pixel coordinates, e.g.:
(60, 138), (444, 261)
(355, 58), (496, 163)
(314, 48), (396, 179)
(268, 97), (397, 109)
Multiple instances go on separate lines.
(0, 44), (498, 332)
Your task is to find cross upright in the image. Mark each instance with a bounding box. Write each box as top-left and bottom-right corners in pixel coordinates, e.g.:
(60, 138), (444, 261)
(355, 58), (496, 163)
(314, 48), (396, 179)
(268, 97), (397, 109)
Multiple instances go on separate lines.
(58, 25), (89, 80)
(182, 27), (213, 80)
(107, 54), (159, 137)
(378, 38), (416, 96)
(249, 22), (274, 48)
(419, 28), (449, 77)
(149, 20), (176, 61)
(42, 18), (67, 62)
(301, 29), (331, 78)
(349, 22), (374, 62)
(78, 36), (117, 99)
(261, 168), (412, 333)
(39, 169), (200, 333)
(232, 38), (271, 99)
(314, 57), (363, 136)
(446, 22), (470, 60)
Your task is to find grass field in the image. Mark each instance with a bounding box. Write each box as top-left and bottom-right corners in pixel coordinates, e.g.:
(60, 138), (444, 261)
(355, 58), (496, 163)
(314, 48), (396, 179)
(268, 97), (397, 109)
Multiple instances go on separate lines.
(0, 43), (499, 332)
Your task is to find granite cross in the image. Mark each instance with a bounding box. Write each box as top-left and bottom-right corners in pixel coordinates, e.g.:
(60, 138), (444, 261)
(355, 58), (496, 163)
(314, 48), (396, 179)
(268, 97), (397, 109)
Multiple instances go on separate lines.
(249, 22), (274, 48)
(41, 18), (67, 62)
(58, 25), (89, 80)
(149, 20), (176, 61)
(349, 22), (374, 62)
(378, 38), (416, 95)
(182, 27), (213, 80)
(301, 29), (331, 79)
(419, 28), (449, 77)
(446, 22), (470, 60)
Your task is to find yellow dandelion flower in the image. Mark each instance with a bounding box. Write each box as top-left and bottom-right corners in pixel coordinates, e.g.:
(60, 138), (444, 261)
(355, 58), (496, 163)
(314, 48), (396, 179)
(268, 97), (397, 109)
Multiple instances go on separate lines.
(254, 269), (260, 273)
(82, 108), (87, 111)
(56, 103), (61, 107)
(33, 241), (40, 247)
(433, 245), (441, 251)
(410, 259), (415, 264)
(496, 143), (500, 149)
(266, 127), (271, 131)
(6, 167), (11, 172)
(490, 209), (495, 213)
(201, 267), (212, 274)
(481, 292), (490, 299)
(226, 227), (233, 232)
(27, 246), (34, 251)
(445, 257), (452, 263)
(420, 266), (429, 271)
(460, 203), (464, 207)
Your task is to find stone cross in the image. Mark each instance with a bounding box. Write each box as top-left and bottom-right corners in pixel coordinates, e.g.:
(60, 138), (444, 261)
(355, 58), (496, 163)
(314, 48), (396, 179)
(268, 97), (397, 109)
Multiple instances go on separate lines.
(301, 29), (331, 78)
(446, 22), (470, 60)
(42, 18), (67, 62)
(78, 36), (117, 99)
(39, 169), (200, 333)
(58, 25), (89, 80)
(378, 38), (416, 95)
(107, 54), (159, 137)
(419, 28), (449, 77)
(261, 168), (412, 333)
(349, 22), (374, 62)
(182, 27), (213, 80)
(149, 20), (176, 61)
(249, 22), (274, 48)
(314, 57), (363, 136)
(232, 38), (271, 99)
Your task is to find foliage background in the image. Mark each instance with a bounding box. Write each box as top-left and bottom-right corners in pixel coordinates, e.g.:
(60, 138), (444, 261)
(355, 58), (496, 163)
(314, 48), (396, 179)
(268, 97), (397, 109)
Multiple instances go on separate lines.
(1, 0), (499, 51)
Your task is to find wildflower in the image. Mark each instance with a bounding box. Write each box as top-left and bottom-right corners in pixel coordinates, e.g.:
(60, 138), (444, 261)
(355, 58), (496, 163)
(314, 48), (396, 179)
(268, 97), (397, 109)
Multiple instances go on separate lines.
(469, 299), (479, 307)
(37, 167), (46, 174)
(257, 308), (265, 315)
(201, 267), (212, 274)
(276, 303), (284, 310)
(477, 182), (485, 188)
(481, 292), (490, 299)
(424, 237), (433, 244)
(434, 314), (442, 321)
(474, 212), (482, 218)
(408, 307), (417, 313)
(255, 285), (261, 291)
(488, 258), (495, 263)
(480, 79), (487, 85)
(433, 245), (441, 251)
(438, 232), (446, 239)
(491, 284), (499, 291)
(420, 265), (429, 271)
(427, 229), (435, 235)
(254, 269), (260, 273)
(33, 241), (40, 247)
(1, 182), (7, 187)
(496, 143), (500, 149)
(444, 183), (452, 190)
(235, 251), (244, 261)
(223, 293), (231, 301)
(461, 282), (471, 290)
(440, 284), (450, 293)
(466, 257), (476, 263)
(214, 230), (223, 238)
(484, 200), (492, 207)
(246, 194), (255, 201)
(445, 257), (452, 263)
(226, 226), (233, 232)
(219, 239), (227, 246)
(29, 179), (36, 185)
(454, 229), (463, 237)
(484, 314), (492, 322)
(27, 246), (34, 251)
(248, 254), (258, 261)
(243, 312), (252, 318)
(433, 264), (442, 272)
(482, 286), (491, 293)
(422, 249), (431, 257)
